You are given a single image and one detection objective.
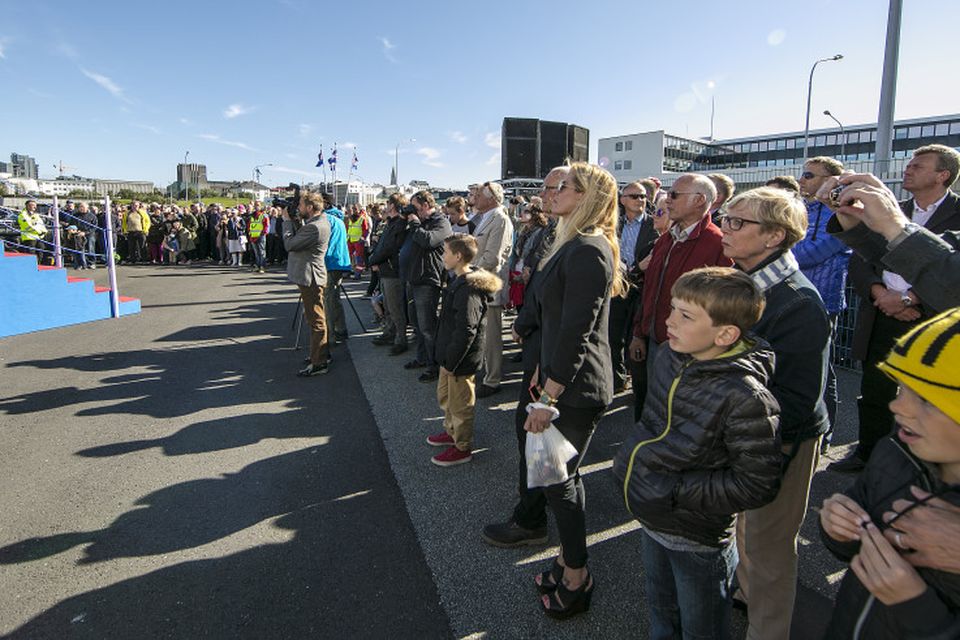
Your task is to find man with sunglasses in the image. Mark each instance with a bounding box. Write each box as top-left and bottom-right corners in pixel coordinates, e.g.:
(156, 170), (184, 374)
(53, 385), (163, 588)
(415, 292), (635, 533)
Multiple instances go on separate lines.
(795, 156), (851, 456)
(611, 182), (657, 406)
(629, 174), (732, 378)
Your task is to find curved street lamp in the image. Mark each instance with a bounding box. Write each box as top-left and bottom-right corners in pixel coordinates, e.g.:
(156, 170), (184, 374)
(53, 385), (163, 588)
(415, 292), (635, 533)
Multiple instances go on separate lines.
(823, 110), (846, 160)
(803, 54), (843, 160)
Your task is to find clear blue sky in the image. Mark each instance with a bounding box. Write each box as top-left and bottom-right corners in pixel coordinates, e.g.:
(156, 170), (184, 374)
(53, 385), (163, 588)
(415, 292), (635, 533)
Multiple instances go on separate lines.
(0, 0), (956, 189)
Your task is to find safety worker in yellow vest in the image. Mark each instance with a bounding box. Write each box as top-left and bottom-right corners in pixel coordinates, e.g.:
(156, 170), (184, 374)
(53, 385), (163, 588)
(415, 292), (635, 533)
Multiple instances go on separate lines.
(248, 204), (270, 273)
(346, 206), (369, 278)
(17, 199), (48, 263)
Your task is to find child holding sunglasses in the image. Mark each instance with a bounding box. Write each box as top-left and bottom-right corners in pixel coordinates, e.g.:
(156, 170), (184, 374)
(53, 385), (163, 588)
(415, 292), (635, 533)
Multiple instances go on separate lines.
(820, 306), (960, 639)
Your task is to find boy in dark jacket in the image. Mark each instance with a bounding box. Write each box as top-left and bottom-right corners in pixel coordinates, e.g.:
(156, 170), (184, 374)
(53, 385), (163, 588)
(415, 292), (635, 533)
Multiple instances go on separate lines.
(819, 306), (960, 639)
(427, 234), (502, 467)
(613, 267), (782, 640)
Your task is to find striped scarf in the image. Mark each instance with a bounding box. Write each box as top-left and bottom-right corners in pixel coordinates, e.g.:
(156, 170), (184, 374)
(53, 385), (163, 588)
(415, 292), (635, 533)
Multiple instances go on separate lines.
(750, 250), (799, 293)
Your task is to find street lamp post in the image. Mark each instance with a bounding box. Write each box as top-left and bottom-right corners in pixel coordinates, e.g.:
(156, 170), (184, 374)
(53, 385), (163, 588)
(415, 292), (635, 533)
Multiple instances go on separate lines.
(183, 150), (190, 202)
(394, 138), (416, 189)
(252, 163), (273, 201)
(803, 54), (843, 160)
(823, 110), (846, 160)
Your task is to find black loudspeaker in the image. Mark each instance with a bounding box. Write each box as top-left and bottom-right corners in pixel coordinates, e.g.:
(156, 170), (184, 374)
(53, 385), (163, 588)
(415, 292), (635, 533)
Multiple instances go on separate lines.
(501, 117), (590, 179)
(538, 120), (569, 175)
(568, 125), (589, 163)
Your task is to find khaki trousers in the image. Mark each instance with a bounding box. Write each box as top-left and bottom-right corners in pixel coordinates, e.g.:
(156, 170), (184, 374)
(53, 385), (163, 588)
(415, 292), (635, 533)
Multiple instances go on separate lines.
(298, 284), (329, 366)
(437, 369), (476, 451)
(736, 436), (821, 640)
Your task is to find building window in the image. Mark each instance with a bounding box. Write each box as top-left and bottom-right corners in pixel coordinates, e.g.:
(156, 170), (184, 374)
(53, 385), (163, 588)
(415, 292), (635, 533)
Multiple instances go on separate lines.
(858, 131), (871, 143)
(623, 160), (632, 170)
(614, 160), (623, 170)
(922, 125), (935, 137)
(624, 141), (633, 151)
(615, 142), (623, 152)
(950, 122), (960, 135)
(895, 127), (908, 140)
(909, 126), (922, 138)
(815, 135), (827, 146)
(936, 123), (949, 136)
(826, 134), (837, 145)
(750, 142), (759, 152)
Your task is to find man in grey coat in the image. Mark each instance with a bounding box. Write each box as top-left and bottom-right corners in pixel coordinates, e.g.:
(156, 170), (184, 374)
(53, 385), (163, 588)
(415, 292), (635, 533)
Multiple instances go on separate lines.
(471, 181), (514, 398)
(283, 191), (332, 376)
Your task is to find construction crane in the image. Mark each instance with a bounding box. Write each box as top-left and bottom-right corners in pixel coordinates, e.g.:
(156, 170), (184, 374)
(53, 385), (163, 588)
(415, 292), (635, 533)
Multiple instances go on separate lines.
(53, 161), (78, 177)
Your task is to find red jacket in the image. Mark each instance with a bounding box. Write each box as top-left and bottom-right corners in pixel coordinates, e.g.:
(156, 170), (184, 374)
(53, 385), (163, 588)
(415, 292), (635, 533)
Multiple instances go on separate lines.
(634, 214), (732, 343)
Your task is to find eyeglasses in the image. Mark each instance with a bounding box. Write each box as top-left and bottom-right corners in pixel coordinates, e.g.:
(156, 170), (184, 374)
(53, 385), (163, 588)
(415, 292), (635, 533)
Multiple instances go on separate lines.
(667, 190), (699, 200)
(622, 193), (646, 200)
(719, 215), (763, 231)
(799, 171), (827, 180)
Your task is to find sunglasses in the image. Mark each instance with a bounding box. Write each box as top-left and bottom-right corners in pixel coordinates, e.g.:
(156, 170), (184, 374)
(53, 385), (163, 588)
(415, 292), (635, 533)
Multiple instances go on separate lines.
(667, 190), (699, 200)
(800, 171), (827, 180)
(622, 193), (646, 200)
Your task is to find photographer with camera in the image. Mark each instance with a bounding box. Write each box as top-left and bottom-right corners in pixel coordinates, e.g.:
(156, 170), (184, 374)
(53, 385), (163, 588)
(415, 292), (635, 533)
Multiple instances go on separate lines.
(282, 190), (332, 377)
(400, 191), (452, 382)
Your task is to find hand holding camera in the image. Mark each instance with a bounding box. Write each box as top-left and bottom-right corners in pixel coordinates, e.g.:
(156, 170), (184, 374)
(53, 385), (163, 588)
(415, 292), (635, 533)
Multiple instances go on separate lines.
(815, 172), (909, 241)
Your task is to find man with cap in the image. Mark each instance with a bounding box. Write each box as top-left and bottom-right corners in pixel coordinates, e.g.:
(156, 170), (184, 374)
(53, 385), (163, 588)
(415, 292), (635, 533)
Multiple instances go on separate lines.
(470, 180), (514, 398)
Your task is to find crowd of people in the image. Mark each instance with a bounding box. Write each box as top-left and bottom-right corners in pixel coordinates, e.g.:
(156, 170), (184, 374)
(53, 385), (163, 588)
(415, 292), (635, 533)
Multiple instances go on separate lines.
(14, 142), (960, 637)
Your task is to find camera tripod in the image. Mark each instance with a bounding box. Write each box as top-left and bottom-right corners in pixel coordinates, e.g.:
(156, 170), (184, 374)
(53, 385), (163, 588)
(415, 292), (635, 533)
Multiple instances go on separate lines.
(291, 280), (368, 349)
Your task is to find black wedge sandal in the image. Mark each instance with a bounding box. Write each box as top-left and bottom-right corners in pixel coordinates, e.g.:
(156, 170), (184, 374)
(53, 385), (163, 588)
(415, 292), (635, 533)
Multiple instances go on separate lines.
(534, 558), (564, 594)
(541, 571), (594, 620)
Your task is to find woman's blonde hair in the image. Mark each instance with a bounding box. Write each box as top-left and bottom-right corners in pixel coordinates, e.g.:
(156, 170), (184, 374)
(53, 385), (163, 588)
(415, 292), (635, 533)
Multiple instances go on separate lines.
(544, 162), (624, 297)
(725, 186), (808, 249)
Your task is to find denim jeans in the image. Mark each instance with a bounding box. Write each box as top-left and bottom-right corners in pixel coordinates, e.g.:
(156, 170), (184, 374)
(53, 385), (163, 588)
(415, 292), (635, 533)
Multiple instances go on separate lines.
(83, 233), (97, 267)
(408, 283), (440, 368)
(251, 235), (267, 268)
(640, 528), (737, 640)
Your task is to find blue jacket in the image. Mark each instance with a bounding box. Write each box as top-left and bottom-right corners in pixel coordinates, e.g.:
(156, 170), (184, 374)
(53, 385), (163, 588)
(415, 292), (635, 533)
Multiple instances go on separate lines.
(323, 207), (352, 272)
(794, 200), (851, 314)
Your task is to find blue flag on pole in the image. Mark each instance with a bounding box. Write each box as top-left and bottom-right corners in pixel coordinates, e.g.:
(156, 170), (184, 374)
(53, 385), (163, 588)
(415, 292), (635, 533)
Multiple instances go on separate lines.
(328, 146), (337, 171)
(351, 150), (358, 171)
(316, 145), (324, 168)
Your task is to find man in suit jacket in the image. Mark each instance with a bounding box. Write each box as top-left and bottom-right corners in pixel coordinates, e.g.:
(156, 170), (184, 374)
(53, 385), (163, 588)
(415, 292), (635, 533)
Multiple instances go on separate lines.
(610, 181), (657, 400)
(471, 181), (514, 398)
(284, 191), (332, 377)
(829, 144), (960, 472)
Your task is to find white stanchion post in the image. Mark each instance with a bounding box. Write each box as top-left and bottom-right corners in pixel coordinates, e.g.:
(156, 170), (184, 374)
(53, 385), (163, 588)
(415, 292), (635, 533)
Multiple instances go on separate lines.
(103, 195), (120, 318)
(52, 195), (62, 268)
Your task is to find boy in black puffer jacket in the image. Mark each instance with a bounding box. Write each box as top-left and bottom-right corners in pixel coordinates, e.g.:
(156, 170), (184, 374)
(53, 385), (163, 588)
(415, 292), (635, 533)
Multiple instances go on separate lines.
(427, 234), (502, 468)
(820, 307), (960, 640)
(613, 267), (782, 640)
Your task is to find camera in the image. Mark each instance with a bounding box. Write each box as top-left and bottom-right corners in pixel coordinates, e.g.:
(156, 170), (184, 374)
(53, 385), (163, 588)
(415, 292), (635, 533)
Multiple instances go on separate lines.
(272, 183), (302, 217)
(400, 204), (418, 216)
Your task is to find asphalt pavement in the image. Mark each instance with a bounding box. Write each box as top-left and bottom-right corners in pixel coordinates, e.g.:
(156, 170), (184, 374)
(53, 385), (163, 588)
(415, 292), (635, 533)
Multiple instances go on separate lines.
(0, 264), (450, 639)
(0, 263), (863, 639)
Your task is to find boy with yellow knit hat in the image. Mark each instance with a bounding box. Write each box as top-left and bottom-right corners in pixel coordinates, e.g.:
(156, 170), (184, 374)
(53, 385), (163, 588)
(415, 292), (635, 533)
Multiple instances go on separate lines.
(819, 307), (960, 638)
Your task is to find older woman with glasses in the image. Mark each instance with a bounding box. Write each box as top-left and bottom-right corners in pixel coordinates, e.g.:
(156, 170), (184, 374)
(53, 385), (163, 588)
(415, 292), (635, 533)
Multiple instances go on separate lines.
(719, 186), (831, 639)
(522, 162), (623, 619)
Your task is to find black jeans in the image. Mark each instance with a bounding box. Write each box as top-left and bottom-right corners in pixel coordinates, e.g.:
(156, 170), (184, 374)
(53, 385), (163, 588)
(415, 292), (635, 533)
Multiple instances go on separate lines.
(408, 283), (440, 369)
(513, 390), (604, 569)
(858, 312), (918, 458)
(608, 288), (639, 390)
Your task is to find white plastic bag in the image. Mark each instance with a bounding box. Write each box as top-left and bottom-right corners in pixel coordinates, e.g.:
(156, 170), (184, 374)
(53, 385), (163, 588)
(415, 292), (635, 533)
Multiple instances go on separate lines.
(526, 425), (578, 488)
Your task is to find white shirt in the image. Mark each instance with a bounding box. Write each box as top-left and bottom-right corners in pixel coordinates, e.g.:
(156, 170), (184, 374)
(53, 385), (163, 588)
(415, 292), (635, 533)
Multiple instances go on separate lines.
(882, 192), (949, 293)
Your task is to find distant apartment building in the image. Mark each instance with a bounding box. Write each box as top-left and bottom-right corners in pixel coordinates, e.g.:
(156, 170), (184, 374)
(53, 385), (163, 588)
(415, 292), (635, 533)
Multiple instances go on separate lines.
(599, 113), (960, 191)
(0, 153), (39, 180)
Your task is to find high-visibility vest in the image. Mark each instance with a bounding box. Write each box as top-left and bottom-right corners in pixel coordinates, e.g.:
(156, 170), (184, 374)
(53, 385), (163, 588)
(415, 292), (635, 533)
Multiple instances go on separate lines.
(18, 211), (47, 241)
(249, 213), (266, 238)
(346, 217), (364, 242)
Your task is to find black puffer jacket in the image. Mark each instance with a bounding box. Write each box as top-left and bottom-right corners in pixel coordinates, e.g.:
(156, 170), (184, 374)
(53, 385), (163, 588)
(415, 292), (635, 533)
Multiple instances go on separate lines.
(821, 437), (960, 639)
(433, 268), (502, 375)
(367, 215), (407, 278)
(612, 339), (782, 548)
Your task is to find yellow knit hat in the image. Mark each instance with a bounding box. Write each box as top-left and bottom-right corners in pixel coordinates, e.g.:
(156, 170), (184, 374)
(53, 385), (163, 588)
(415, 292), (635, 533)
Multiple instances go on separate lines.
(877, 307), (960, 424)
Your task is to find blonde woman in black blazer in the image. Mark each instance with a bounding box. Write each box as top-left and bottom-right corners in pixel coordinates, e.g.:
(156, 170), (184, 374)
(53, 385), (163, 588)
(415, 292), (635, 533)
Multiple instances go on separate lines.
(524, 162), (624, 619)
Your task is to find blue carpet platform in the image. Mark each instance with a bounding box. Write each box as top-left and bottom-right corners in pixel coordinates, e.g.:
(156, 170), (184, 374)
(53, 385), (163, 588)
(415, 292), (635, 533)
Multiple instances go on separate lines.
(0, 240), (141, 339)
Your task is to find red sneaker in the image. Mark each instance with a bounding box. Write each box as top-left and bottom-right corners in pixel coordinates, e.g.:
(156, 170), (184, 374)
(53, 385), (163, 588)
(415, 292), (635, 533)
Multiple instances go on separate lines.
(432, 446), (472, 467)
(426, 432), (454, 447)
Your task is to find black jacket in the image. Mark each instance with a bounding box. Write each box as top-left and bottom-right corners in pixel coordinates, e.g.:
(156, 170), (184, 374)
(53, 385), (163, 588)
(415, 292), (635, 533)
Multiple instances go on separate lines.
(750, 252), (831, 445)
(404, 212), (452, 288)
(530, 233), (614, 408)
(821, 437), (960, 639)
(433, 268), (502, 375)
(367, 215), (407, 279)
(613, 340), (782, 548)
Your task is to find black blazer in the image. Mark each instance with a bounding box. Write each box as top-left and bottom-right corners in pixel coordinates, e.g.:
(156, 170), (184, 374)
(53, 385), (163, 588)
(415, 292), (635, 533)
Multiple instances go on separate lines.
(847, 191), (960, 360)
(530, 233), (615, 408)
